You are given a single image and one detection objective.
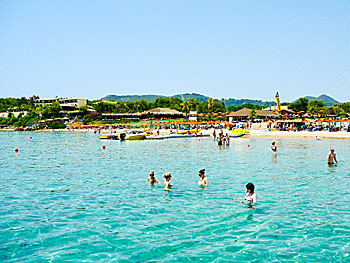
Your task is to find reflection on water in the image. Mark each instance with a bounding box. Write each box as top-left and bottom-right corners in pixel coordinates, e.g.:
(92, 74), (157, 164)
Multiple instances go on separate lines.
(0, 132), (349, 262)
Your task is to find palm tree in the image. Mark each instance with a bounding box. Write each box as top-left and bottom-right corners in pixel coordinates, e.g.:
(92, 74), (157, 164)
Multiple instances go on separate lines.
(181, 101), (189, 118)
(249, 109), (257, 120)
(207, 98), (214, 113)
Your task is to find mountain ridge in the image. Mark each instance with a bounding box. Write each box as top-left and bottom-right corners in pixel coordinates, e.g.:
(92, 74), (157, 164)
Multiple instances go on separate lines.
(101, 93), (277, 107)
(303, 94), (339, 106)
(101, 93), (339, 107)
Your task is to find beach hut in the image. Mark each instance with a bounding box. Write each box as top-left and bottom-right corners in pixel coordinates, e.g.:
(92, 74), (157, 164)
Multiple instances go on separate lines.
(227, 108), (271, 120)
(141, 108), (185, 119)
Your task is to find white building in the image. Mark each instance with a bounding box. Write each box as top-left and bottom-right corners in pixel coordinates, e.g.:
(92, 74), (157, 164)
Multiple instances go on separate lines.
(189, 111), (197, 121)
(34, 97), (87, 109)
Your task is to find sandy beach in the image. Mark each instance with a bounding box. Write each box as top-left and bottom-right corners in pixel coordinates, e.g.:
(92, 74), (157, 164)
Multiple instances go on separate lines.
(3, 126), (350, 140)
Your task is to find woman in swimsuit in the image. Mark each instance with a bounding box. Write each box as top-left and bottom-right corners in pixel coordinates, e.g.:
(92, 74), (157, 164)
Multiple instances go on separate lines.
(271, 141), (278, 155)
(240, 183), (257, 204)
(198, 169), (209, 186)
(164, 172), (172, 191)
(148, 170), (160, 184)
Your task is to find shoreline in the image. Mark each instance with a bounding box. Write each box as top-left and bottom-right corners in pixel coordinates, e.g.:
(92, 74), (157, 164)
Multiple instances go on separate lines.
(2, 128), (350, 140)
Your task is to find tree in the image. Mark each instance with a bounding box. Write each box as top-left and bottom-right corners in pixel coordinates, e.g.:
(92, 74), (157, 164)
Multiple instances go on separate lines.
(333, 106), (349, 118)
(29, 95), (40, 105)
(207, 98), (214, 113)
(249, 109), (257, 119)
(289, 97), (309, 112)
(181, 101), (189, 118)
(334, 102), (350, 113)
(307, 100), (326, 116)
(50, 101), (62, 117)
(78, 105), (89, 118)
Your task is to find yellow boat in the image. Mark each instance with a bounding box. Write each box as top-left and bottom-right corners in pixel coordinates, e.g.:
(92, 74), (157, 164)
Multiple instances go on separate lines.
(100, 133), (145, 140)
(228, 128), (250, 138)
(124, 134), (146, 140)
(178, 128), (201, 134)
(100, 134), (119, 140)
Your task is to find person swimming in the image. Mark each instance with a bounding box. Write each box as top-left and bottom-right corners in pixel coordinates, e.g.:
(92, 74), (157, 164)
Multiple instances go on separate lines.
(327, 148), (338, 165)
(271, 141), (278, 155)
(198, 169), (209, 186)
(164, 172), (172, 191)
(148, 170), (160, 184)
(240, 183), (257, 204)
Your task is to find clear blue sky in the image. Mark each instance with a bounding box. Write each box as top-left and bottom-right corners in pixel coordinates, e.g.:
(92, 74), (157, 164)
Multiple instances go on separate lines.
(1, 1), (349, 102)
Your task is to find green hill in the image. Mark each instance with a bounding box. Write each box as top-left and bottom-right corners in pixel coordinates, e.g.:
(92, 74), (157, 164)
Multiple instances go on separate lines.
(173, 93), (210, 102)
(101, 93), (210, 103)
(222, 98), (276, 107)
(102, 94), (161, 102)
(101, 93), (277, 107)
(303, 94), (339, 106)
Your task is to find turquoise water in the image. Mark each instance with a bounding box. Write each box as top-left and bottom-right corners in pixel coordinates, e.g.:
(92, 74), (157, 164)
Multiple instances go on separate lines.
(1, 131), (350, 262)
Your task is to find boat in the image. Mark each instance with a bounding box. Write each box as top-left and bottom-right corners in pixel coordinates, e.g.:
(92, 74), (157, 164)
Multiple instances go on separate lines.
(100, 133), (146, 140)
(100, 134), (119, 140)
(124, 134), (146, 140)
(178, 128), (201, 134)
(228, 128), (250, 138)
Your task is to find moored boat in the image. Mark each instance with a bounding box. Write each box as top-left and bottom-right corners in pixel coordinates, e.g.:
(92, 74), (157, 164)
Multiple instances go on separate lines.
(178, 128), (201, 134)
(228, 128), (250, 138)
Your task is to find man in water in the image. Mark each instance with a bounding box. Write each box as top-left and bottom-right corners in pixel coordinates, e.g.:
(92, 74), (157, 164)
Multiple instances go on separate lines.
(327, 148), (338, 165)
(148, 170), (160, 184)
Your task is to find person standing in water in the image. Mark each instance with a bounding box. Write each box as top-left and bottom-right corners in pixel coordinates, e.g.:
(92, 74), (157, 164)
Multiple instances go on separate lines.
(217, 136), (223, 146)
(197, 169), (209, 186)
(240, 183), (257, 203)
(213, 129), (216, 141)
(271, 141), (278, 155)
(164, 172), (172, 191)
(225, 134), (230, 146)
(148, 170), (160, 184)
(328, 148), (338, 165)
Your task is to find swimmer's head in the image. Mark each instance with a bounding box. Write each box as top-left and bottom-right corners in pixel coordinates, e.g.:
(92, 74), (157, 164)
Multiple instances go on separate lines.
(150, 170), (155, 176)
(272, 141), (275, 145)
(164, 172), (172, 179)
(246, 183), (255, 193)
(330, 148), (334, 152)
(198, 169), (205, 176)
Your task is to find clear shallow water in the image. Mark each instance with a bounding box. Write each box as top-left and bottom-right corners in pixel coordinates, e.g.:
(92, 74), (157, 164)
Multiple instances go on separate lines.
(1, 131), (350, 262)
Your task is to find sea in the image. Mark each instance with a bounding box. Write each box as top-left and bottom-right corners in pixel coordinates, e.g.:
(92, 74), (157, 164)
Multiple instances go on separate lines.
(1, 131), (349, 262)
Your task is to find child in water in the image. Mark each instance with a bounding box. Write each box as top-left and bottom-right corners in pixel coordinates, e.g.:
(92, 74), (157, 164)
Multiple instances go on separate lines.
(164, 172), (172, 191)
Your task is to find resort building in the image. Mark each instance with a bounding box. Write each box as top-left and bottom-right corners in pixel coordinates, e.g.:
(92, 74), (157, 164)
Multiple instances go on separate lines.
(34, 97), (87, 109)
(33, 98), (60, 106)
